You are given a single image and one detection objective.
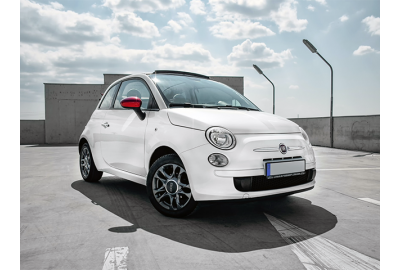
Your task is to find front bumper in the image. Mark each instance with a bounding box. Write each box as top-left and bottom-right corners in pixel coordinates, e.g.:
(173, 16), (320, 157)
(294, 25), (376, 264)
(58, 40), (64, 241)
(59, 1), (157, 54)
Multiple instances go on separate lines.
(180, 133), (316, 201)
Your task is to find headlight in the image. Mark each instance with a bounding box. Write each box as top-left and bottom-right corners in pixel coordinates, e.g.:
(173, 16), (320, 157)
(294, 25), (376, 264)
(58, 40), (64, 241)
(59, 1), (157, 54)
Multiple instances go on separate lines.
(205, 127), (236, 150)
(299, 127), (310, 145)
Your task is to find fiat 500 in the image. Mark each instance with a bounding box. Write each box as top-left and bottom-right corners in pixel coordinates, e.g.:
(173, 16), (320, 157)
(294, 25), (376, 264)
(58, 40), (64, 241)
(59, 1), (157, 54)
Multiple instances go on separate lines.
(79, 70), (316, 217)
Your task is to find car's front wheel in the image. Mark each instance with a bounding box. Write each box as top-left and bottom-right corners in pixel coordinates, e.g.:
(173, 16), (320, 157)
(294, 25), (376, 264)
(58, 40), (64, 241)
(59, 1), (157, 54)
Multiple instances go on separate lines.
(147, 154), (197, 218)
(80, 143), (103, 182)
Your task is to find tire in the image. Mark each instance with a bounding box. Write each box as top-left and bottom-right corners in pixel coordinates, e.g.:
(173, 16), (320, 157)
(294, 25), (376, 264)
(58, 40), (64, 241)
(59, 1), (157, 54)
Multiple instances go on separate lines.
(147, 154), (197, 218)
(80, 143), (103, 182)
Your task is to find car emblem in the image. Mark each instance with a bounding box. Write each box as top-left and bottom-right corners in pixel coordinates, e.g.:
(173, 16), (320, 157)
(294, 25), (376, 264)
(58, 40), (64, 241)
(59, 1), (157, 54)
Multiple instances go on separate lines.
(279, 143), (287, 154)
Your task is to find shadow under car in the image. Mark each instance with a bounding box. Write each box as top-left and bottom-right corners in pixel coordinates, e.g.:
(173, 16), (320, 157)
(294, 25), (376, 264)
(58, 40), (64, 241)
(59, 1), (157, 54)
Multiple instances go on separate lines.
(71, 177), (337, 253)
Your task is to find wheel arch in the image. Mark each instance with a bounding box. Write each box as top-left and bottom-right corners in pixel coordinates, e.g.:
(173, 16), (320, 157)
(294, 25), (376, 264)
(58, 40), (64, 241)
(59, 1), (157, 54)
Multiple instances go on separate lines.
(149, 146), (181, 169)
(79, 137), (88, 153)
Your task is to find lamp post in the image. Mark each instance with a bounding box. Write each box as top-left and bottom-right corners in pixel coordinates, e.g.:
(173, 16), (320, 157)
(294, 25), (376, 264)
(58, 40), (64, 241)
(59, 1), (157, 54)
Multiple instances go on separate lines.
(253, 64), (275, 114)
(302, 39), (334, 148)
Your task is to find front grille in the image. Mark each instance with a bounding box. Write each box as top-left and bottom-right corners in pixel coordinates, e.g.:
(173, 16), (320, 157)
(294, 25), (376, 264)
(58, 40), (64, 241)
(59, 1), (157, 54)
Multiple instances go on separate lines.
(234, 169), (315, 192)
(263, 156), (302, 162)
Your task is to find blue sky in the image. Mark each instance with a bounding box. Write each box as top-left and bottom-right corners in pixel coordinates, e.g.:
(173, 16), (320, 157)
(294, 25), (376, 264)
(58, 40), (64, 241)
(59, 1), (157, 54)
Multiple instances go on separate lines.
(20, 0), (380, 119)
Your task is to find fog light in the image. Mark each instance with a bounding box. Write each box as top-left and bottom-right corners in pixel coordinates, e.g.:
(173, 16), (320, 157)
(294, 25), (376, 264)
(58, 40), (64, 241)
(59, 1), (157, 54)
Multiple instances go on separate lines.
(208, 153), (229, 167)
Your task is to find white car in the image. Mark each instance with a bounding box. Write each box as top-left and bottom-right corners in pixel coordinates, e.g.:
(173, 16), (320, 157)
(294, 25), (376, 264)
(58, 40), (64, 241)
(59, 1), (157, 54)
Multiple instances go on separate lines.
(79, 70), (316, 217)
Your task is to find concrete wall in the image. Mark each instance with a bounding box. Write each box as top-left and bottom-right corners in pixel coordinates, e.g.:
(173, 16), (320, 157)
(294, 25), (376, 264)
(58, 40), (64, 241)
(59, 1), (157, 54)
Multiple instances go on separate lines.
(289, 117), (330, 147)
(20, 120), (45, 144)
(43, 74), (244, 144)
(289, 115), (380, 153)
(333, 115), (380, 152)
(44, 84), (107, 144)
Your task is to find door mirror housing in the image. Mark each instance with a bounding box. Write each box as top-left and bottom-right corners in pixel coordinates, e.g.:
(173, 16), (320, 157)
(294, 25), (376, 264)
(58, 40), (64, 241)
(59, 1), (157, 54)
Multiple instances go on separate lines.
(120, 97), (146, 121)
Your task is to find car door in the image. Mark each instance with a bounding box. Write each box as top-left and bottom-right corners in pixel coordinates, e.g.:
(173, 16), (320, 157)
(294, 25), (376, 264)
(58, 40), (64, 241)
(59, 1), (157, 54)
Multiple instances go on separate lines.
(100, 78), (153, 176)
(91, 82), (120, 155)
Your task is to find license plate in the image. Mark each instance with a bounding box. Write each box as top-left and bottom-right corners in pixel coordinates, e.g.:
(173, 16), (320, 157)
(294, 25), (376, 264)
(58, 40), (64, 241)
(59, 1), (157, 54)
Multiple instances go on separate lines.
(264, 159), (305, 179)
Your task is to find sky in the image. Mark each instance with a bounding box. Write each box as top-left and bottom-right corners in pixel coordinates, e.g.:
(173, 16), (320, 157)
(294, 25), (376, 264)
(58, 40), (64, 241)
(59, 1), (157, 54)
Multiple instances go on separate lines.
(20, 0), (380, 119)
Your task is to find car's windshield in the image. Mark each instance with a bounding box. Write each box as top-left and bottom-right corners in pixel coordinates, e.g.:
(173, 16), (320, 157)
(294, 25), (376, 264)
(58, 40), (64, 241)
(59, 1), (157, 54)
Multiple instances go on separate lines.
(149, 74), (260, 111)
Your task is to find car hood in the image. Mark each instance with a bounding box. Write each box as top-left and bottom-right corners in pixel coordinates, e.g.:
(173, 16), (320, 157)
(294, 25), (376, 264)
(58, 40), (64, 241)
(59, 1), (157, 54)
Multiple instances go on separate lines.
(167, 108), (300, 134)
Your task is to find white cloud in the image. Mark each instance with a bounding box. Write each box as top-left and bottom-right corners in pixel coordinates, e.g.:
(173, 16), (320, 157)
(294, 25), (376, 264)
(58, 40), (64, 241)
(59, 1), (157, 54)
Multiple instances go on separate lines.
(210, 20), (275, 40)
(103, 0), (185, 13)
(269, 1), (308, 32)
(208, 0), (307, 33)
(177, 12), (193, 24)
(21, 40), (234, 83)
(190, 0), (206, 15)
(165, 20), (183, 33)
(110, 36), (121, 45)
(362, 16), (380, 36)
(144, 43), (213, 63)
(289, 85), (299, 89)
(227, 39), (293, 68)
(49, 2), (64, 10)
(21, 0), (113, 46)
(307, 5), (315, 11)
(113, 12), (160, 38)
(162, 13), (197, 33)
(353, 45), (379, 56)
(315, 0), (327, 5)
(339, 15), (348, 22)
(20, 0), (161, 46)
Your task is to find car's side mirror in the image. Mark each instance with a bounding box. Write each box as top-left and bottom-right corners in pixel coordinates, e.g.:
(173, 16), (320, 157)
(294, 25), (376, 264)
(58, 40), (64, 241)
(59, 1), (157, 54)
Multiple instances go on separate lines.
(120, 97), (146, 121)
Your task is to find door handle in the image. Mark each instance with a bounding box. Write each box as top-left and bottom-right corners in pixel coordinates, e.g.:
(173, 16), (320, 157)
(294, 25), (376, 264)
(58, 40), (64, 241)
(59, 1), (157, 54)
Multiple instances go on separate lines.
(101, 122), (110, 128)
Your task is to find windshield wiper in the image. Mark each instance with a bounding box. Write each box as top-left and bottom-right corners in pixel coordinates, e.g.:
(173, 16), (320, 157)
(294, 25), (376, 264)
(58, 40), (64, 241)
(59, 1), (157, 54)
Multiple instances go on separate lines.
(168, 103), (259, 111)
(215, 105), (259, 111)
(169, 103), (206, 108)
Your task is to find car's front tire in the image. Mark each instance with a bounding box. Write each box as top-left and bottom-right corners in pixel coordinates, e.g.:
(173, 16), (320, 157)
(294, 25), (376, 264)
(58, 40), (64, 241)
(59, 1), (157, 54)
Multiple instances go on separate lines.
(147, 154), (197, 218)
(80, 143), (103, 182)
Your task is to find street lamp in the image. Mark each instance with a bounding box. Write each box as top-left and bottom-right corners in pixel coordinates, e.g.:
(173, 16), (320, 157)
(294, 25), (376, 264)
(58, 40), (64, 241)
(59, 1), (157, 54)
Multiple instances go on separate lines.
(303, 39), (334, 148)
(253, 64), (275, 114)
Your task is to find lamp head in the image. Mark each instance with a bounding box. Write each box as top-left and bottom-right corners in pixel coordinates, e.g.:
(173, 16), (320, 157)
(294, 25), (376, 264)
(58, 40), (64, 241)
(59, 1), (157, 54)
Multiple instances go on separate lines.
(303, 39), (317, 53)
(253, 64), (263, 75)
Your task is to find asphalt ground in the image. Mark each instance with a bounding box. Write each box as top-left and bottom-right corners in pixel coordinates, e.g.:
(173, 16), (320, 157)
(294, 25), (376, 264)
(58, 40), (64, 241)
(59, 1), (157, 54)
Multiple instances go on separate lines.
(20, 145), (380, 270)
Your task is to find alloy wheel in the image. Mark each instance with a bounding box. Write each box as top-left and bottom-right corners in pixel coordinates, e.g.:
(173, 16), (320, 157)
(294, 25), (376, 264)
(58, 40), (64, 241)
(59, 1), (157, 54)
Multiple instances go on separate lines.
(80, 147), (91, 178)
(152, 163), (192, 211)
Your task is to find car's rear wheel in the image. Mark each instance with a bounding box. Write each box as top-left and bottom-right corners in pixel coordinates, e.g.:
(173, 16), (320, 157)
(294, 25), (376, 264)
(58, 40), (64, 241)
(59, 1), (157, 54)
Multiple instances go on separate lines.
(147, 154), (197, 218)
(80, 143), (103, 182)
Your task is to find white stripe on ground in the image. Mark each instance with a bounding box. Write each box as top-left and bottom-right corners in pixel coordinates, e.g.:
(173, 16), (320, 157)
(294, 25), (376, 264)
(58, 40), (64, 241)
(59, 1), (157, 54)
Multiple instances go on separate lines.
(318, 168), (380, 171)
(102, 247), (129, 270)
(358, 198), (380, 206)
(264, 213), (380, 270)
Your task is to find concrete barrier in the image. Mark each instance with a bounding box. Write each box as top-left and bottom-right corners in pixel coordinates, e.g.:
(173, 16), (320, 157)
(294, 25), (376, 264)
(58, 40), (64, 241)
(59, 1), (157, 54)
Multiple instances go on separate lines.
(20, 120), (45, 144)
(289, 115), (380, 153)
(288, 117), (330, 147)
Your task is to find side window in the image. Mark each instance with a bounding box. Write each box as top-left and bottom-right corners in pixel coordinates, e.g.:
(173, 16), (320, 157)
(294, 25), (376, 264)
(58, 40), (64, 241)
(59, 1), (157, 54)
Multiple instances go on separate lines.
(113, 80), (151, 110)
(99, 84), (119, 109)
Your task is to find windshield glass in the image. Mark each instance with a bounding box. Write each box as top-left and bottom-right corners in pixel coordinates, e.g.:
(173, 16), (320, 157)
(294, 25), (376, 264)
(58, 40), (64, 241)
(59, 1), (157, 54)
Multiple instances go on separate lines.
(149, 74), (260, 110)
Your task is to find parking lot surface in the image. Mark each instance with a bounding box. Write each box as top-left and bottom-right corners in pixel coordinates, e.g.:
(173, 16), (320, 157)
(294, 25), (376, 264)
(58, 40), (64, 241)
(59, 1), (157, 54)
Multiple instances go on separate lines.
(20, 145), (380, 269)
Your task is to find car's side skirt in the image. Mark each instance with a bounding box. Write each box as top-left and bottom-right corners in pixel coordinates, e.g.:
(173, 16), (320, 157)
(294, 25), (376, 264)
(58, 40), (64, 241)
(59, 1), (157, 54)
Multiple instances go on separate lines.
(101, 167), (147, 186)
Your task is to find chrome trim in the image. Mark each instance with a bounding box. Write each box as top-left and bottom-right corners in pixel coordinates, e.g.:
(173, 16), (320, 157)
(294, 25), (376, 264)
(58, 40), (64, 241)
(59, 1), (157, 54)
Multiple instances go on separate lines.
(253, 147), (279, 152)
(288, 146), (305, 151)
(253, 145), (305, 152)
